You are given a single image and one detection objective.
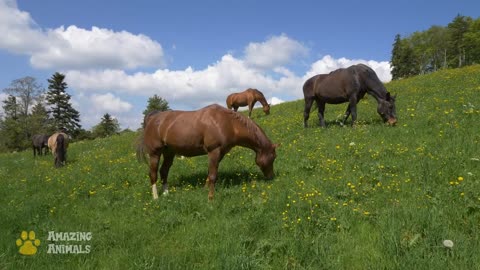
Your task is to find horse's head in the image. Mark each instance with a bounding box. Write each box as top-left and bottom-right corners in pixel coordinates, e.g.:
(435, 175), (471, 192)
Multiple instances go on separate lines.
(263, 104), (271, 115)
(377, 92), (397, 126)
(255, 143), (279, 179)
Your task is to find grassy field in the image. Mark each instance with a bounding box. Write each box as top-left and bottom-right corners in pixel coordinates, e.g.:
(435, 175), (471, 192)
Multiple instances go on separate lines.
(1, 65), (480, 269)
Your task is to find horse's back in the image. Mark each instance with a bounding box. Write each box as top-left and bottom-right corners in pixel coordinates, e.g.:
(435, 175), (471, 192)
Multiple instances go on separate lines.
(144, 105), (237, 156)
(48, 132), (69, 150)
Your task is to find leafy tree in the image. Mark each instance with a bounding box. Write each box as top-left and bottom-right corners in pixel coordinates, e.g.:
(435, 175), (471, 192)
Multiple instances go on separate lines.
(464, 17), (480, 65)
(2, 76), (44, 146)
(142, 94), (170, 127)
(3, 76), (43, 117)
(92, 113), (120, 138)
(447, 14), (471, 68)
(45, 72), (81, 136)
(143, 94), (170, 116)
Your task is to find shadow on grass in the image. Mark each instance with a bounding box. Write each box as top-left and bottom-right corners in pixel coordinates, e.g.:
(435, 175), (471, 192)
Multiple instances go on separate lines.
(306, 117), (387, 128)
(174, 169), (268, 189)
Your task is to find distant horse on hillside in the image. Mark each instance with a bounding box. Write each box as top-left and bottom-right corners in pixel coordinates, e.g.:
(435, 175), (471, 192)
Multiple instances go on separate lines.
(32, 134), (49, 157)
(226, 88), (270, 118)
(303, 64), (397, 127)
(137, 104), (279, 200)
(48, 132), (69, 168)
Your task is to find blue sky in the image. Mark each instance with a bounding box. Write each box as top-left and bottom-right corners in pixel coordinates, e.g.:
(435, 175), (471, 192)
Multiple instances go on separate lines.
(1, 0), (479, 129)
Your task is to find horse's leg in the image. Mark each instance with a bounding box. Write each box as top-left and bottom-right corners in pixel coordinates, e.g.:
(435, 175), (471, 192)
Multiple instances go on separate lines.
(349, 99), (358, 126)
(33, 146), (37, 157)
(207, 149), (223, 201)
(159, 151), (175, 196)
(317, 100), (326, 127)
(303, 97), (314, 128)
(248, 102), (255, 118)
(149, 153), (161, 199)
(343, 104), (352, 125)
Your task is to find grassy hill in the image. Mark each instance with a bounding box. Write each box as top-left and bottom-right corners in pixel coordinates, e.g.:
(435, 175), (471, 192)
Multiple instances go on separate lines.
(1, 65), (479, 269)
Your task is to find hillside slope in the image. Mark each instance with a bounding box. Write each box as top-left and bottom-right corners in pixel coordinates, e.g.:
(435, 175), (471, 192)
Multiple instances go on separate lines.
(1, 65), (479, 269)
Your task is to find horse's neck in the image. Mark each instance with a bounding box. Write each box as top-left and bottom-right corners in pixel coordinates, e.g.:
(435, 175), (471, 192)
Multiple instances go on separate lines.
(256, 94), (268, 107)
(234, 116), (270, 152)
(367, 87), (387, 102)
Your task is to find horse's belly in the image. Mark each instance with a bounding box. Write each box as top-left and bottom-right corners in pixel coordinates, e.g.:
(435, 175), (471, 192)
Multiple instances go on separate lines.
(166, 144), (207, 157)
(319, 95), (348, 104)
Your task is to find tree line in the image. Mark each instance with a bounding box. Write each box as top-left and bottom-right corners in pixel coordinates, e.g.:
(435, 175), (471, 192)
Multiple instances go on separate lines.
(391, 14), (480, 80)
(0, 72), (170, 152)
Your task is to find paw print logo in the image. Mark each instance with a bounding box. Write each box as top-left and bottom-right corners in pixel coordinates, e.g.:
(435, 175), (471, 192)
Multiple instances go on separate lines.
(16, 231), (40, 255)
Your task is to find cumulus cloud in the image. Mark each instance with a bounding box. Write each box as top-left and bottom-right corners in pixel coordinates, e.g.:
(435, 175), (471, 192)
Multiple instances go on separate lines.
(0, 0), (164, 70)
(91, 93), (133, 113)
(244, 34), (308, 69)
(305, 55), (392, 82)
(270, 97), (284, 105)
(70, 92), (137, 129)
(66, 54), (295, 109)
(66, 54), (392, 110)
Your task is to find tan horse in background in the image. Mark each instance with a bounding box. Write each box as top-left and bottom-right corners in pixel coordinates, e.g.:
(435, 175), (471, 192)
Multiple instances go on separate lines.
(226, 88), (270, 118)
(137, 104), (279, 200)
(48, 132), (69, 168)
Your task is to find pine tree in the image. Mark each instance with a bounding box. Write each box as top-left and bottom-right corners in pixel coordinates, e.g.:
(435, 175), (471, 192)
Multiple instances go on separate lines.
(92, 113), (120, 138)
(391, 34), (404, 80)
(1, 96), (24, 150)
(45, 72), (81, 136)
(30, 98), (53, 135)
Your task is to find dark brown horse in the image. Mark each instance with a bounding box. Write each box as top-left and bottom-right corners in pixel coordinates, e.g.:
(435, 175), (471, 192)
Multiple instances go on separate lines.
(48, 132), (69, 168)
(303, 64), (397, 127)
(137, 104), (279, 200)
(303, 74), (328, 128)
(226, 88), (270, 118)
(32, 134), (49, 157)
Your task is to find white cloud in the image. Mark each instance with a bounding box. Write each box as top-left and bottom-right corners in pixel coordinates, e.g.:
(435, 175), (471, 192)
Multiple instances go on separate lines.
(0, 0), (165, 70)
(91, 93), (133, 113)
(65, 53), (392, 113)
(71, 92), (138, 129)
(306, 55), (392, 82)
(244, 33), (308, 69)
(270, 97), (284, 105)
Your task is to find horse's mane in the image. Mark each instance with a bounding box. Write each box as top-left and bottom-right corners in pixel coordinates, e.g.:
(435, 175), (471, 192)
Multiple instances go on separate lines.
(224, 107), (270, 147)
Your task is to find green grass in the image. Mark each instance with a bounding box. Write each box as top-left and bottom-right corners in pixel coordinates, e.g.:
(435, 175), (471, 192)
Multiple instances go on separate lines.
(1, 65), (480, 269)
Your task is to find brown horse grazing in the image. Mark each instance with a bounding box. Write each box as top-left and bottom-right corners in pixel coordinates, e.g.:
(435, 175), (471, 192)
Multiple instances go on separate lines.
(137, 104), (279, 200)
(48, 132), (69, 168)
(226, 88), (270, 118)
(304, 64), (397, 127)
(32, 134), (50, 157)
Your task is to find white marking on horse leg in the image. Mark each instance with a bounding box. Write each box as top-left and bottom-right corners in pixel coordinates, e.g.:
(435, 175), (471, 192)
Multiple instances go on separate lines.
(152, 184), (159, 200)
(162, 183), (169, 196)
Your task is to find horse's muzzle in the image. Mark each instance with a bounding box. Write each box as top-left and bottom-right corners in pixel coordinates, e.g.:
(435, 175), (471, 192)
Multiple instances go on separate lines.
(387, 118), (397, 126)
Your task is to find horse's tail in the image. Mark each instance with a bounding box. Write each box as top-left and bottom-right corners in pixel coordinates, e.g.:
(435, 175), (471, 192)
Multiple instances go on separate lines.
(136, 130), (148, 164)
(56, 134), (66, 167)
